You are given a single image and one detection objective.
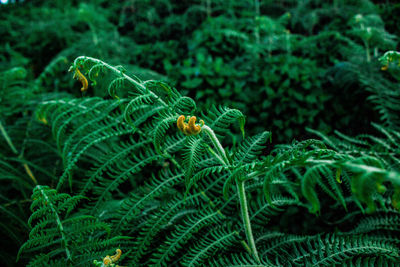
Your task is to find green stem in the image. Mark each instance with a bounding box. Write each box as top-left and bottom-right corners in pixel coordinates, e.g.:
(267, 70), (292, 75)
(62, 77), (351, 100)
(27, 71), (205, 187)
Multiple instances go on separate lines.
(201, 125), (228, 164)
(0, 121), (37, 184)
(201, 125), (260, 263)
(365, 41), (371, 62)
(0, 121), (18, 154)
(237, 179), (260, 263)
(254, 0), (260, 45)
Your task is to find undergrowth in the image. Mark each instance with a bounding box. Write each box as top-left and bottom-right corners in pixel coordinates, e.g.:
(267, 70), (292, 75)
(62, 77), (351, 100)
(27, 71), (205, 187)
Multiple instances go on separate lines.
(1, 1), (400, 266)
(3, 55), (399, 266)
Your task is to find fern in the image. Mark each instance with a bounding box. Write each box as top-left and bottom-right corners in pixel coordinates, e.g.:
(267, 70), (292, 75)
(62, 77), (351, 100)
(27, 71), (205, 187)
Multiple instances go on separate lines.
(289, 235), (400, 266)
(150, 209), (223, 266)
(10, 55), (400, 266)
(17, 185), (128, 265)
(3, 0), (400, 265)
(181, 227), (239, 267)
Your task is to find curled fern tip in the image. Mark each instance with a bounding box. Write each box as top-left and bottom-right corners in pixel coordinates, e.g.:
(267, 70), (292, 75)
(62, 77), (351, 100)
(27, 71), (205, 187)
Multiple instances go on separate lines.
(177, 115), (204, 136)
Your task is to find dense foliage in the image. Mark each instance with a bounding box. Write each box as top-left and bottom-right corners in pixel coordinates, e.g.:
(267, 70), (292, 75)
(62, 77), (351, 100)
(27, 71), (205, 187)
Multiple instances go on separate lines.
(1, 0), (400, 266)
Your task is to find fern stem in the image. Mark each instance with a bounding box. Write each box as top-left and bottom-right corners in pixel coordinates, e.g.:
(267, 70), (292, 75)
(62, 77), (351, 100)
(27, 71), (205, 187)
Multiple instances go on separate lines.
(201, 124), (260, 262)
(365, 41), (371, 62)
(254, 0), (260, 45)
(0, 121), (18, 154)
(37, 185), (71, 261)
(237, 179), (260, 263)
(201, 125), (228, 165)
(0, 121), (38, 184)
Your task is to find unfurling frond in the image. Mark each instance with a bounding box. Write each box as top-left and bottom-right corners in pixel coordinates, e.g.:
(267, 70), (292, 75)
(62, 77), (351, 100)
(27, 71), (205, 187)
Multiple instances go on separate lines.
(177, 115), (204, 136)
(72, 68), (89, 92)
(379, 51), (400, 71)
(93, 249), (123, 266)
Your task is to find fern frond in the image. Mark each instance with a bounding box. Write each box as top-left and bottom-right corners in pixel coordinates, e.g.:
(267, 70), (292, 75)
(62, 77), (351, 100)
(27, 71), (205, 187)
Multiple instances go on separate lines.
(302, 163), (346, 214)
(348, 214), (400, 234)
(18, 185), (126, 265)
(113, 169), (184, 232)
(291, 235), (400, 266)
(203, 106), (245, 138)
(123, 93), (156, 124)
(91, 149), (162, 213)
(183, 136), (207, 189)
(234, 131), (271, 165)
(153, 111), (179, 154)
(131, 195), (196, 264)
(150, 209), (223, 266)
(79, 137), (151, 195)
(181, 227), (239, 267)
(210, 251), (270, 267)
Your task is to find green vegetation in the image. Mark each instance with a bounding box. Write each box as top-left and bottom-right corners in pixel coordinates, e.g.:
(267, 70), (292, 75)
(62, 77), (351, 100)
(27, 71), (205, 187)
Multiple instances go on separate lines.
(1, 0), (400, 266)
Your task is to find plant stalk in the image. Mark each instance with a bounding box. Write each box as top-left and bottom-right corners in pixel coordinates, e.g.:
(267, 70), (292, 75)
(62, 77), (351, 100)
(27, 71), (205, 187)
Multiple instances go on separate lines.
(202, 125), (228, 164)
(0, 121), (18, 154)
(201, 125), (260, 263)
(237, 178), (260, 263)
(365, 41), (371, 62)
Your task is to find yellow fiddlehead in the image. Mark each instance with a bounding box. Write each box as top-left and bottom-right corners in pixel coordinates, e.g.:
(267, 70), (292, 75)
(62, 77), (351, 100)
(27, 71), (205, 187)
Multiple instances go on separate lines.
(93, 249), (124, 267)
(177, 115), (186, 132)
(109, 249), (122, 263)
(176, 115), (204, 136)
(379, 51), (400, 72)
(73, 68), (88, 92)
(37, 115), (48, 125)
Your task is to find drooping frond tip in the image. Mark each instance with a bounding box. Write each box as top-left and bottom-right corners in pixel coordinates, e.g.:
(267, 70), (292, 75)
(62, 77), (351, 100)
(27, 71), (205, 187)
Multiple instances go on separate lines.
(72, 68), (89, 92)
(379, 50), (400, 71)
(37, 115), (48, 125)
(177, 115), (204, 136)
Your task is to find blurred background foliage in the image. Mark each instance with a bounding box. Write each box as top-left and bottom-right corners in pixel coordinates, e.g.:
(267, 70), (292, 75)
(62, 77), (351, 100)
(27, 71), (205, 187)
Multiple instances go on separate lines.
(1, 0), (399, 143)
(0, 1), (400, 263)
